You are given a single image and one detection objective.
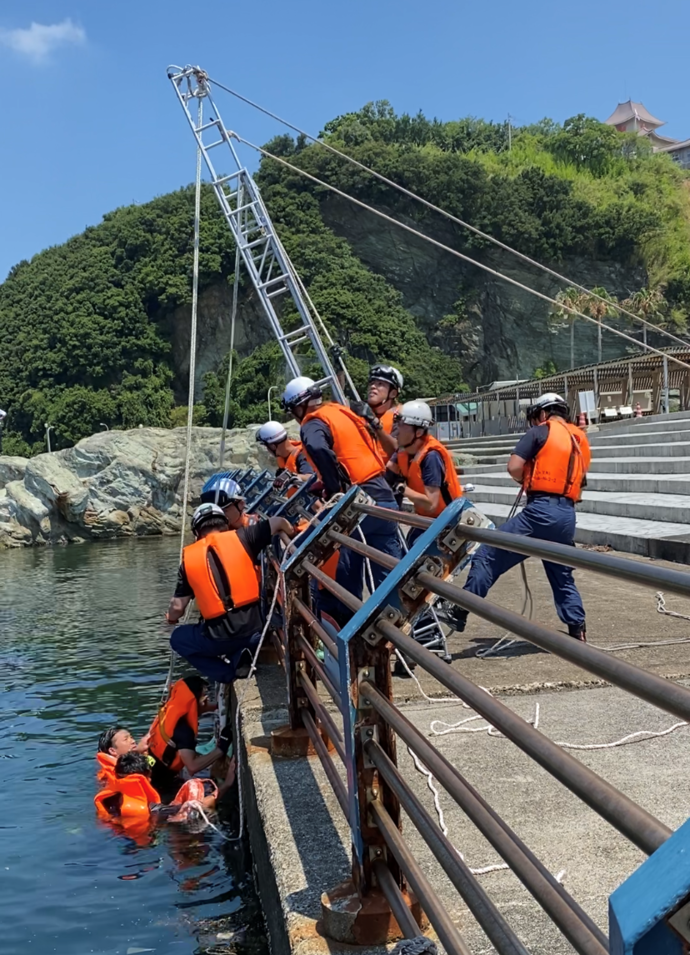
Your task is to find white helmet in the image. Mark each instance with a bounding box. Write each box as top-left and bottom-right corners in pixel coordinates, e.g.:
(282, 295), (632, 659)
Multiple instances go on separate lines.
(281, 376), (321, 412)
(369, 364), (404, 392)
(256, 421), (288, 445)
(527, 392), (569, 421)
(396, 400), (434, 429)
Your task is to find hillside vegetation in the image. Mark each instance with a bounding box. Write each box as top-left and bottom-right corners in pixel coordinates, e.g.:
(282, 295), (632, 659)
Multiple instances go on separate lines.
(1, 105), (688, 454)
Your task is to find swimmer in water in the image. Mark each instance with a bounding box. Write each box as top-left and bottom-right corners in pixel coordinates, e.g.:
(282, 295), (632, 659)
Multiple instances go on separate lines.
(95, 751), (236, 825)
(96, 725), (151, 781)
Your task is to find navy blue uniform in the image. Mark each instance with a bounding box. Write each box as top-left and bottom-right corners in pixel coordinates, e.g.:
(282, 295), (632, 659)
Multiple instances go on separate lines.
(301, 417), (402, 620)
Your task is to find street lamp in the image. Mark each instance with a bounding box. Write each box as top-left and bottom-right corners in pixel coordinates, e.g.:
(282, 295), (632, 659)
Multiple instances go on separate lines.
(267, 385), (278, 421)
(44, 423), (53, 453)
(100, 422), (109, 430)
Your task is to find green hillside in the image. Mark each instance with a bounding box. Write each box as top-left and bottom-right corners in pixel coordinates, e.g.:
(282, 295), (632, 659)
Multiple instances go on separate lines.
(1, 105), (688, 455)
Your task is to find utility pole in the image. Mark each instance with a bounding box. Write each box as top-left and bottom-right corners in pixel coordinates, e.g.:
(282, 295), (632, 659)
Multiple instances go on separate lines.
(44, 423), (53, 453)
(507, 114), (513, 151)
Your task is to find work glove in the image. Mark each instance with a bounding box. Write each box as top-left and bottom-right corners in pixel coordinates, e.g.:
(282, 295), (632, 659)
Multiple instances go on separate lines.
(350, 401), (381, 431)
(217, 725), (233, 756)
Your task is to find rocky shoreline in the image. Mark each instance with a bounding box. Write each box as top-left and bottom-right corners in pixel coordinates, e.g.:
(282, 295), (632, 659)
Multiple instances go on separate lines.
(0, 426), (269, 548)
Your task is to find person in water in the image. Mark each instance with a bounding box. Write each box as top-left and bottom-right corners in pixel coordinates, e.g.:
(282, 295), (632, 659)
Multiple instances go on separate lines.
(148, 676), (232, 794)
(96, 725), (151, 781)
(95, 751), (236, 825)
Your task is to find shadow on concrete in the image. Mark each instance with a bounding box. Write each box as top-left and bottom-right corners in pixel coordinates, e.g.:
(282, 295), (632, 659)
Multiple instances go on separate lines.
(454, 637), (547, 660)
(249, 663), (352, 927)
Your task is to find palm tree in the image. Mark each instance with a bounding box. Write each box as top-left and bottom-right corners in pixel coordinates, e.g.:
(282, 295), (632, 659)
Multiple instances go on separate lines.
(550, 287), (617, 367)
(621, 288), (668, 348)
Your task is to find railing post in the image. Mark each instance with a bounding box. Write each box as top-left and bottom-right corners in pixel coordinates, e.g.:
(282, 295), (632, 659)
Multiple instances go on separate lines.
(339, 623), (400, 897)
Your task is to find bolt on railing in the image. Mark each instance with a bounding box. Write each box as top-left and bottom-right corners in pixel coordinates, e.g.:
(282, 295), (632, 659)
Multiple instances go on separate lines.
(234, 470), (690, 954)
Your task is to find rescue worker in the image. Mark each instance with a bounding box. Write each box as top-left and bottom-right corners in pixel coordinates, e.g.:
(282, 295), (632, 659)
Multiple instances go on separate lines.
(351, 365), (403, 462)
(200, 475), (251, 529)
(453, 393), (590, 642)
(148, 675), (232, 793)
(281, 376), (402, 611)
(386, 400), (462, 546)
(167, 503), (294, 681)
(96, 726), (151, 781)
(95, 751), (236, 825)
(256, 421), (313, 478)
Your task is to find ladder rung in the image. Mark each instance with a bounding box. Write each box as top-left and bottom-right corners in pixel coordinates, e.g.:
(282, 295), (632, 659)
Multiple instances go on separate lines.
(280, 326), (311, 342)
(267, 286), (289, 299)
(196, 119), (222, 133)
(258, 273), (289, 290)
(205, 138), (226, 150)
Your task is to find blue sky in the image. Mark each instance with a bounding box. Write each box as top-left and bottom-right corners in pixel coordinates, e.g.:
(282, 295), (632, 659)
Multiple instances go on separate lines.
(1, 0), (688, 281)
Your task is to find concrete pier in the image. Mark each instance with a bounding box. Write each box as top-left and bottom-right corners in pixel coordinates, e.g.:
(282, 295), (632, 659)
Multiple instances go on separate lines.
(238, 550), (690, 954)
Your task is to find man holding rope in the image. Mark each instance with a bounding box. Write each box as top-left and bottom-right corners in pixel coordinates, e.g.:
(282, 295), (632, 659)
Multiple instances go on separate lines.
(453, 393), (590, 642)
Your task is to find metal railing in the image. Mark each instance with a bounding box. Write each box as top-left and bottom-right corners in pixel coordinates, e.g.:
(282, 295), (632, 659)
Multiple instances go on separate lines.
(233, 469), (690, 954)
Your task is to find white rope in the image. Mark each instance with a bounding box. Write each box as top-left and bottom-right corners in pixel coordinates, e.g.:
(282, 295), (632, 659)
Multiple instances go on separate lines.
(218, 236), (242, 470)
(209, 75), (690, 354)
(162, 98), (204, 703)
(179, 96), (204, 561)
(226, 575), (282, 842)
(235, 135), (690, 374)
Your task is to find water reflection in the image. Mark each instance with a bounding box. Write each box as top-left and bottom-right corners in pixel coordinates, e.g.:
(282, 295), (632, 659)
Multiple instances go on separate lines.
(0, 538), (266, 955)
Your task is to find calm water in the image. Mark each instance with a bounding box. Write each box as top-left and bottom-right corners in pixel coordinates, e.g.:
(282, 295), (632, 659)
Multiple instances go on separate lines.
(0, 537), (267, 955)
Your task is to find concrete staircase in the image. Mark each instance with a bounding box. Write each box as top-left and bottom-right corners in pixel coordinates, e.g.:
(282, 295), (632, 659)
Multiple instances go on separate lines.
(453, 410), (690, 562)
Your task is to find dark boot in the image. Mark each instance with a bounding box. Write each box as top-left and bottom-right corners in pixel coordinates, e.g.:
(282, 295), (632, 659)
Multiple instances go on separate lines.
(568, 624), (587, 642)
(445, 604), (469, 634)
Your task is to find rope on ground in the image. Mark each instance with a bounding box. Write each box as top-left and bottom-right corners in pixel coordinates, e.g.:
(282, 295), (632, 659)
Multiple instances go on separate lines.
(235, 134), (690, 374)
(586, 592), (690, 653)
(208, 74), (690, 355)
(390, 937), (438, 955)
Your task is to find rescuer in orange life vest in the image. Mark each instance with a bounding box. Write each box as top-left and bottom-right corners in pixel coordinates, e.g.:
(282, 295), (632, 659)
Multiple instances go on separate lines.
(281, 376), (403, 615)
(147, 675), (233, 793)
(386, 400), (462, 547)
(167, 502), (293, 682)
(452, 393), (591, 642)
(351, 365), (404, 463)
(255, 421), (314, 479)
(200, 476), (253, 529)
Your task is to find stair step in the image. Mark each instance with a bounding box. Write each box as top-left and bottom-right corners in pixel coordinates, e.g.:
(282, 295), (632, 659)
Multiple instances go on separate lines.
(590, 441), (690, 458)
(590, 428), (690, 447)
(466, 470), (690, 495)
(585, 456), (690, 474)
(474, 501), (690, 562)
(467, 485), (690, 525)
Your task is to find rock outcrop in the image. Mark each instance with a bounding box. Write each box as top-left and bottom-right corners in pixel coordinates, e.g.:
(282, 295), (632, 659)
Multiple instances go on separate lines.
(0, 426), (266, 548)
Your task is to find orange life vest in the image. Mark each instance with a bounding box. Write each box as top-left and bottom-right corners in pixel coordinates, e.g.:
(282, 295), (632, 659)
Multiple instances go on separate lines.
(397, 435), (463, 518)
(295, 517), (339, 584)
(149, 679), (201, 774)
(94, 772), (161, 820)
(277, 441), (303, 474)
(374, 405), (401, 463)
(96, 751), (117, 784)
(182, 529), (261, 620)
(301, 403), (385, 487)
(525, 418), (591, 502)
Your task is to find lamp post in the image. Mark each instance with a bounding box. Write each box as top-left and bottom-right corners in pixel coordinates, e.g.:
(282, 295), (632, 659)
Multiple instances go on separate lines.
(44, 423), (53, 453)
(100, 422), (109, 431)
(267, 385), (278, 421)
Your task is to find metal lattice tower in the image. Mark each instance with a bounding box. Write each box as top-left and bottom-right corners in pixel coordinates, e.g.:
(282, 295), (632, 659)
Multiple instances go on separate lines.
(168, 65), (351, 404)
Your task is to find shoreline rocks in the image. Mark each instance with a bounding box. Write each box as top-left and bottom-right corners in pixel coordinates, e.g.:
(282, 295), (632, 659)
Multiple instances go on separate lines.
(0, 426), (266, 548)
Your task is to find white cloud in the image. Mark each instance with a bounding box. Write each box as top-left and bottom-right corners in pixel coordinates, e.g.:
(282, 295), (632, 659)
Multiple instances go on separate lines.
(0, 19), (86, 63)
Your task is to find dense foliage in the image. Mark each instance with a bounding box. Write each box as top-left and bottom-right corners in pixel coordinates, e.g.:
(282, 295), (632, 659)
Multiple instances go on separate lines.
(1, 102), (688, 452)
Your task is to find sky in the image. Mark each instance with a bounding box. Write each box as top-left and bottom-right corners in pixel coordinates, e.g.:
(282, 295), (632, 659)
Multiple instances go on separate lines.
(0, 0), (688, 281)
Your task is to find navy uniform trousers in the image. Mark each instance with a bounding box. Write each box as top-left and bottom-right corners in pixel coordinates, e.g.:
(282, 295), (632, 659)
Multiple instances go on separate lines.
(463, 492), (585, 629)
